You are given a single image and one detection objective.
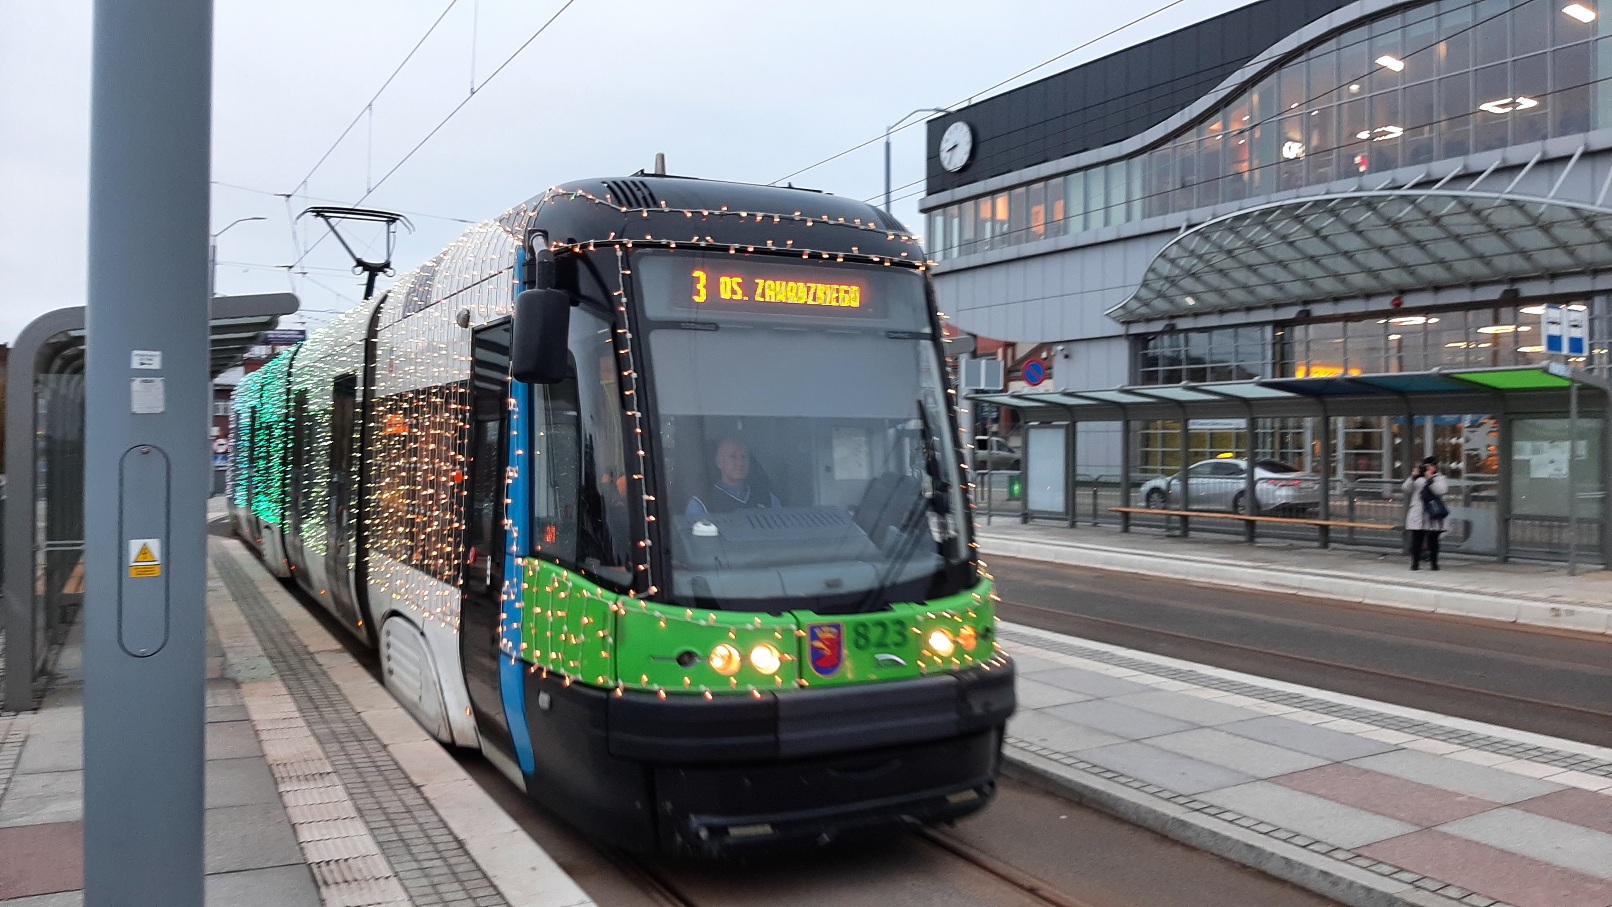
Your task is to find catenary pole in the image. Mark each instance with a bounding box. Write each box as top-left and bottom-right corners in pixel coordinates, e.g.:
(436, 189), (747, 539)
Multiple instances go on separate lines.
(83, 0), (212, 904)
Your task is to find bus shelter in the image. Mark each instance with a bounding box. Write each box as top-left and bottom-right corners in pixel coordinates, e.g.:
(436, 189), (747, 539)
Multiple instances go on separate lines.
(972, 365), (1612, 567)
(2, 293), (296, 711)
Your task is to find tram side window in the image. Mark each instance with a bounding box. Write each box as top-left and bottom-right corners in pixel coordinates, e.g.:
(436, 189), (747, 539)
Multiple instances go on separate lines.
(529, 310), (635, 588)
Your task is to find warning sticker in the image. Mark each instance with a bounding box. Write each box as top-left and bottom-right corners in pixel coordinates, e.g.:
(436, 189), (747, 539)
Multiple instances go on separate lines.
(128, 538), (162, 578)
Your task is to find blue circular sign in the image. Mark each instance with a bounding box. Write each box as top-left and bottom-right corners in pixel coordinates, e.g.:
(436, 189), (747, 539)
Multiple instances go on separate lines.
(1023, 360), (1046, 386)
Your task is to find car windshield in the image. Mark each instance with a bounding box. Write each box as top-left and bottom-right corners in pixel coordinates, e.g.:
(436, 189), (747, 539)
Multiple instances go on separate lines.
(634, 250), (973, 612)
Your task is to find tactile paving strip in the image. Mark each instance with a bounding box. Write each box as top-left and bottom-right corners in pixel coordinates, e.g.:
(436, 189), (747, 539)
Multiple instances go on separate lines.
(215, 544), (510, 907)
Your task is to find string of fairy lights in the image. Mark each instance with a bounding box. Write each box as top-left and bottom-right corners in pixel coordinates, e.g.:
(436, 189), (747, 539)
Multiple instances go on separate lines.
(230, 183), (1008, 703)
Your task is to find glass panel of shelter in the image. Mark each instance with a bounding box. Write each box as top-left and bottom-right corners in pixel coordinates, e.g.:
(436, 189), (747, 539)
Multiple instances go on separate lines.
(928, 0), (1612, 262)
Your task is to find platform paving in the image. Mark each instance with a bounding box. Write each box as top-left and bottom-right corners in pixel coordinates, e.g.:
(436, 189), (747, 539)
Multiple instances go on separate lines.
(0, 517), (593, 907)
(1000, 621), (1612, 907)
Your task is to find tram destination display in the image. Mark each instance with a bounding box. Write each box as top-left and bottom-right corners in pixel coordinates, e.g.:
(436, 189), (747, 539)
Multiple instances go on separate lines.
(637, 251), (931, 330)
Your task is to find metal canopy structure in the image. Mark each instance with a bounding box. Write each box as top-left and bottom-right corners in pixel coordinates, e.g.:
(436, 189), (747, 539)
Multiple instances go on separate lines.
(975, 364), (1612, 566)
(1108, 191), (1612, 323)
(3, 292), (298, 711)
(973, 365), (1606, 423)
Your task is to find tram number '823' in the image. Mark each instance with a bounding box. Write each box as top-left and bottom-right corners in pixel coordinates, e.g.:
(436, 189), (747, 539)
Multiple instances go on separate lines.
(852, 618), (911, 651)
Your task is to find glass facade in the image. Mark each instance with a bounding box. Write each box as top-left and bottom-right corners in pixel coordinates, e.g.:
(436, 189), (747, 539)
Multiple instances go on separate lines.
(928, 0), (1612, 260)
(1279, 299), (1603, 376)
(1136, 325), (1273, 384)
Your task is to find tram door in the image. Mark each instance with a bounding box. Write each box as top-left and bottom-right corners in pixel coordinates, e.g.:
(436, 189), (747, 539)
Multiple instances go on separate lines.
(461, 322), (515, 759)
(326, 374), (362, 630)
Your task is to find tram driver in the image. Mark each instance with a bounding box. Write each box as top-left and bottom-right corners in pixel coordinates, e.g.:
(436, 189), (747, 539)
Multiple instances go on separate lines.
(684, 436), (781, 516)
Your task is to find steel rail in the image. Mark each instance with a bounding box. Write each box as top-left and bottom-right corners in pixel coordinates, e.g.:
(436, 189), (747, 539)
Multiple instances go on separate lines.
(916, 827), (1105, 907)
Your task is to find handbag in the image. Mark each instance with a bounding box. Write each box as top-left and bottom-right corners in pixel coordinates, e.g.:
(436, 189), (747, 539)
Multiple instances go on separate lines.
(1421, 481), (1450, 521)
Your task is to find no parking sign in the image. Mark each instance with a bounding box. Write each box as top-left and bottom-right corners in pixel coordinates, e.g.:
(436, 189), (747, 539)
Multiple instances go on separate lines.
(1023, 360), (1047, 386)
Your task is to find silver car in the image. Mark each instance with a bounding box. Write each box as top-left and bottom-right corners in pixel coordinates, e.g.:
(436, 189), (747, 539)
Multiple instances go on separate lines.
(1139, 458), (1321, 514)
(972, 437), (1021, 472)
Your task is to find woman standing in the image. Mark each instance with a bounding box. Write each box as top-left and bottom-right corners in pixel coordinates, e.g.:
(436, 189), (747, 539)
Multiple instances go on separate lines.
(1403, 456), (1449, 571)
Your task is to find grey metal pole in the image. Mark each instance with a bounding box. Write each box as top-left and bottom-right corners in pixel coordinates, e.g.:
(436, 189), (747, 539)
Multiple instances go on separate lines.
(884, 126), (892, 214)
(83, 0), (211, 904)
(1318, 406), (1333, 549)
(1569, 376), (1579, 576)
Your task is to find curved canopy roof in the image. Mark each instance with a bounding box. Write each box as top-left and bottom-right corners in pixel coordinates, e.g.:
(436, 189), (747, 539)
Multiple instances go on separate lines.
(1108, 191), (1612, 324)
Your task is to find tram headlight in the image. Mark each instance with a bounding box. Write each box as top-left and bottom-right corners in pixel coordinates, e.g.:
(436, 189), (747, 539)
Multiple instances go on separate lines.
(709, 644), (742, 676)
(749, 643), (782, 676)
(958, 625), (978, 652)
(927, 628), (956, 658)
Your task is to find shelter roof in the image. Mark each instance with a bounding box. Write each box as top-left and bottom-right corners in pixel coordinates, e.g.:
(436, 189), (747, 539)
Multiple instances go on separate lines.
(973, 366), (1605, 423)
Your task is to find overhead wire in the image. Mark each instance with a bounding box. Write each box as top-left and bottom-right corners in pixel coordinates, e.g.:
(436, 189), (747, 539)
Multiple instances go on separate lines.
(213, 180), (478, 225)
(769, 0), (1193, 187)
(288, 0), (462, 195)
(288, 0), (577, 273)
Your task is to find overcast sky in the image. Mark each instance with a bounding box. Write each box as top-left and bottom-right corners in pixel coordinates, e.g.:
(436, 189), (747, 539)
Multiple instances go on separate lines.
(0, 0), (1255, 341)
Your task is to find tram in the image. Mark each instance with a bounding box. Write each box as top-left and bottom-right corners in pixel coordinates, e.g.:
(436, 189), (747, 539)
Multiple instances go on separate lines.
(229, 175), (1014, 855)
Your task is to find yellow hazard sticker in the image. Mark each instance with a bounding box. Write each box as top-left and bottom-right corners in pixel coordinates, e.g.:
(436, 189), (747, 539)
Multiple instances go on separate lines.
(129, 538), (162, 578)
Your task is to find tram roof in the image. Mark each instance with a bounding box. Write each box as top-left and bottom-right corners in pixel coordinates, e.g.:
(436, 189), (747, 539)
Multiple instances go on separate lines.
(972, 365), (1611, 423)
(534, 175), (924, 262)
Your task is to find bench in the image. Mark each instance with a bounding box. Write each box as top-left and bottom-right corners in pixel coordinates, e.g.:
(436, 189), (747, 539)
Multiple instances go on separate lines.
(1108, 506), (1398, 547)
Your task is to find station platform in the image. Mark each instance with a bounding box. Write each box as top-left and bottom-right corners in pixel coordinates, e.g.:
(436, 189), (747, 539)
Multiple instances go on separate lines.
(979, 521), (1612, 637)
(1002, 621), (1612, 907)
(0, 522), (594, 907)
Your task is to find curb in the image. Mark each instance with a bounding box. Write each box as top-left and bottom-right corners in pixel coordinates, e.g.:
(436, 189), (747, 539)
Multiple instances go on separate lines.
(1000, 747), (1464, 907)
(980, 533), (1612, 636)
(215, 538), (597, 907)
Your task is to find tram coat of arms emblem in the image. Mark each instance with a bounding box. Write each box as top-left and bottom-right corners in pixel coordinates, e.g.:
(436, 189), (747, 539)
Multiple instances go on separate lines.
(808, 623), (844, 677)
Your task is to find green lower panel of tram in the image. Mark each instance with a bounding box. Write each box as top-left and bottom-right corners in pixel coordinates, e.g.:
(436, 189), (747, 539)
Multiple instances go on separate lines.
(516, 558), (998, 694)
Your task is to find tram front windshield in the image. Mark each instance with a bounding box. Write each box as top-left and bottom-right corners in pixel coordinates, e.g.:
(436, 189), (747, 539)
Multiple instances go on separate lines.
(635, 251), (972, 612)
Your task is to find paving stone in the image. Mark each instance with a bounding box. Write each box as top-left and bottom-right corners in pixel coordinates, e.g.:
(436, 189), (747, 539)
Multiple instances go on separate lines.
(1044, 700), (1195, 739)
(0, 892), (84, 906)
(14, 731), (83, 775)
(206, 721), (265, 760)
(1078, 741), (1255, 795)
(1147, 728), (1328, 779)
(1439, 808), (1612, 881)
(1351, 750), (1565, 805)
(1006, 711), (1125, 753)
(205, 803), (305, 875)
(205, 757), (282, 809)
(204, 864), (320, 907)
(1201, 781), (1417, 849)
(0, 769), (82, 827)
(1013, 677), (1091, 710)
(1108, 690), (1264, 726)
(1033, 666), (1155, 699)
(0, 821), (83, 900)
(1361, 829), (1612, 907)
(1217, 715), (1397, 762)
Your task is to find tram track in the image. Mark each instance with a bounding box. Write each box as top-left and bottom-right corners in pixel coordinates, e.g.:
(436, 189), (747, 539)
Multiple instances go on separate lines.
(991, 561), (1612, 748)
(1004, 596), (1612, 725)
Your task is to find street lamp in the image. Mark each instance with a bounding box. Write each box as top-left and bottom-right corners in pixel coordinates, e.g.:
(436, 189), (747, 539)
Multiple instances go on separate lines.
(885, 107), (950, 213)
(209, 215), (265, 299)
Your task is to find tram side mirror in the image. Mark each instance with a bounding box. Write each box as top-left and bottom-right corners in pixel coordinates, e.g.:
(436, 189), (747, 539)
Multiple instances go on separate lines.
(511, 288), (573, 384)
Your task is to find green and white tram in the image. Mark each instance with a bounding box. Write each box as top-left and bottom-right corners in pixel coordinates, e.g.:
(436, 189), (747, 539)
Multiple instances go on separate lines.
(230, 176), (1015, 855)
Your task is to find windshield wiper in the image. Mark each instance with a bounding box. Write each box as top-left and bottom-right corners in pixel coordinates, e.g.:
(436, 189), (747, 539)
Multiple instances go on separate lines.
(851, 403), (951, 613)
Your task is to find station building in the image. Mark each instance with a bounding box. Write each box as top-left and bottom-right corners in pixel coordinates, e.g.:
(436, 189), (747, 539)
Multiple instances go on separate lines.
(923, 0), (1612, 562)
